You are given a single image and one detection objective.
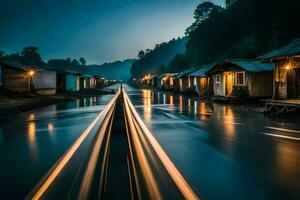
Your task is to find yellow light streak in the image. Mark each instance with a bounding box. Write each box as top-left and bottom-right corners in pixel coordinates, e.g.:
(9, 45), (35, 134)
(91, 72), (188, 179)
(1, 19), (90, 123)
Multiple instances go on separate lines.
(123, 89), (199, 200)
(123, 90), (199, 199)
(124, 92), (162, 200)
(79, 91), (120, 200)
(28, 90), (120, 200)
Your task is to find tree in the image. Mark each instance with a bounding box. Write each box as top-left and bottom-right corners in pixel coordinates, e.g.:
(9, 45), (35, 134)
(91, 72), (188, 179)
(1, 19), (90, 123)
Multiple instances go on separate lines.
(130, 38), (187, 78)
(138, 50), (145, 59)
(167, 54), (193, 72)
(71, 59), (80, 66)
(0, 50), (4, 58)
(79, 57), (87, 66)
(20, 46), (43, 66)
(185, 2), (223, 36)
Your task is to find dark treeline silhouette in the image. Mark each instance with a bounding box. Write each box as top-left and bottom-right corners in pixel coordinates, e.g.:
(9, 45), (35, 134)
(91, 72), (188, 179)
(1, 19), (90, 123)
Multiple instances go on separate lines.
(88, 59), (136, 81)
(186, 0), (300, 65)
(0, 47), (87, 68)
(130, 0), (300, 78)
(0, 47), (133, 80)
(130, 37), (187, 78)
(0, 46), (45, 66)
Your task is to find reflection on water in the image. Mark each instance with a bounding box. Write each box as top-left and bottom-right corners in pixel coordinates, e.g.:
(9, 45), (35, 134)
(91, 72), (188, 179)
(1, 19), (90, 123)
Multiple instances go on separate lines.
(179, 95), (183, 113)
(223, 106), (235, 140)
(169, 95), (174, 105)
(275, 141), (300, 193)
(127, 87), (300, 200)
(28, 121), (38, 160)
(48, 123), (54, 132)
(187, 99), (191, 114)
(28, 122), (36, 143)
(29, 113), (35, 121)
(142, 90), (152, 120)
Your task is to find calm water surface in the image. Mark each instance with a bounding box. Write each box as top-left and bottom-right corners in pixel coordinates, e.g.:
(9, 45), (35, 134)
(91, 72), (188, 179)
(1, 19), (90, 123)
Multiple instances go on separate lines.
(1, 84), (300, 200)
(125, 85), (300, 200)
(0, 95), (114, 198)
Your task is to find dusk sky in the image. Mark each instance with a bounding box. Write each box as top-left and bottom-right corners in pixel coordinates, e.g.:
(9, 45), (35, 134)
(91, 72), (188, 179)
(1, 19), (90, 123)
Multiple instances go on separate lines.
(0, 0), (224, 64)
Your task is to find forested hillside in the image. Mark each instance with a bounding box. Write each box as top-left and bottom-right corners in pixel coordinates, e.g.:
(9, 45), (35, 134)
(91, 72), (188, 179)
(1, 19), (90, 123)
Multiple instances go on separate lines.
(0, 47), (135, 81)
(130, 0), (300, 78)
(88, 59), (135, 81)
(130, 38), (187, 78)
(186, 0), (300, 66)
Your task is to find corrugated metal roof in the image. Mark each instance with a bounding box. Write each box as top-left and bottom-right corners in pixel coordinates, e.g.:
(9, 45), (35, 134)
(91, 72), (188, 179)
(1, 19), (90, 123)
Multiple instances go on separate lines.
(45, 65), (81, 74)
(207, 59), (274, 74)
(0, 61), (28, 71)
(189, 63), (216, 77)
(259, 38), (300, 60)
(158, 73), (177, 79)
(176, 69), (195, 78)
(228, 60), (274, 72)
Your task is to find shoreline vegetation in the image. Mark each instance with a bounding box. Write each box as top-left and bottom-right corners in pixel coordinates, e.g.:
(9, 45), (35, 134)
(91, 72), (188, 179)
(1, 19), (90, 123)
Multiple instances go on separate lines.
(0, 88), (115, 119)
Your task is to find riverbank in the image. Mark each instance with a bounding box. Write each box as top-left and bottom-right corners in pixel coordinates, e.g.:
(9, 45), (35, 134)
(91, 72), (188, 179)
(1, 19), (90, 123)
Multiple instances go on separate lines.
(0, 88), (115, 118)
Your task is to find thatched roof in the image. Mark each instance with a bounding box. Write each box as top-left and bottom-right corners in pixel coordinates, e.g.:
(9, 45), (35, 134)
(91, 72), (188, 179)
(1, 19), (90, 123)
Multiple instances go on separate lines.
(259, 38), (300, 60)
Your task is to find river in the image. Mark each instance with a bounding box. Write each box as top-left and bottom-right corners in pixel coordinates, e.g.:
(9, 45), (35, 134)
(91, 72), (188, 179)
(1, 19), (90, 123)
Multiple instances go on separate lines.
(0, 84), (299, 199)
(125, 84), (300, 200)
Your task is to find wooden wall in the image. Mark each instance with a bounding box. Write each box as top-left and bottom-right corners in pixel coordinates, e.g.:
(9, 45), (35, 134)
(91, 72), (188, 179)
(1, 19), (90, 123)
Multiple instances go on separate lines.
(213, 73), (225, 96)
(2, 67), (29, 92)
(180, 77), (190, 92)
(274, 59), (300, 99)
(248, 72), (273, 97)
(195, 77), (209, 97)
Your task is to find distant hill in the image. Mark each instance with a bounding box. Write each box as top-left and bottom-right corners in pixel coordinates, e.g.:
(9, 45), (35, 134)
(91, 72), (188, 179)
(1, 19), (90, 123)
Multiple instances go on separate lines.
(130, 37), (187, 78)
(87, 59), (136, 81)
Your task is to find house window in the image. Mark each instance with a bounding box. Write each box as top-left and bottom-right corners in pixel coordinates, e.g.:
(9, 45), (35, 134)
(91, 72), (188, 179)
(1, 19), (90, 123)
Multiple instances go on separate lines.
(235, 72), (245, 86)
(188, 76), (191, 88)
(179, 78), (183, 91)
(215, 74), (221, 83)
(194, 77), (197, 86)
(169, 77), (174, 86)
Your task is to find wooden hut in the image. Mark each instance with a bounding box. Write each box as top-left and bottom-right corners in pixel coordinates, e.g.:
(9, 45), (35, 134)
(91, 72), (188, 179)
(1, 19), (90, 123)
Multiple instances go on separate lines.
(207, 59), (274, 98)
(89, 77), (96, 88)
(65, 71), (80, 92)
(174, 69), (195, 93)
(189, 64), (215, 97)
(150, 75), (158, 88)
(0, 61), (56, 94)
(80, 75), (92, 90)
(259, 38), (300, 100)
(157, 73), (176, 90)
(0, 61), (31, 92)
(33, 68), (56, 95)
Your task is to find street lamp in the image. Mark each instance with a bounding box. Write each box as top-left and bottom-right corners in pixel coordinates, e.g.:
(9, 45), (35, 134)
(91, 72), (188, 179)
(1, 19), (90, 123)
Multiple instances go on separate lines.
(26, 69), (36, 94)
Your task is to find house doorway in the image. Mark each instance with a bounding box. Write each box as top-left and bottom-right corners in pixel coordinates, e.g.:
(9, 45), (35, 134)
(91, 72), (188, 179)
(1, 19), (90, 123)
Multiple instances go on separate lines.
(296, 68), (300, 98)
(286, 68), (300, 99)
(225, 72), (233, 96)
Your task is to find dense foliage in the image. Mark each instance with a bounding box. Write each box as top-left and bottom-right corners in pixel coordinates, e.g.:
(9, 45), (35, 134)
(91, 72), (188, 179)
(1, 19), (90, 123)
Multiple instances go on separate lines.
(87, 59), (136, 81)
(130, 38), (187, 78)
(0, 46), (45, 66)
(186, 0), (300, 65)
(130, 0), (300, 78)
(0, 47), (134, 81)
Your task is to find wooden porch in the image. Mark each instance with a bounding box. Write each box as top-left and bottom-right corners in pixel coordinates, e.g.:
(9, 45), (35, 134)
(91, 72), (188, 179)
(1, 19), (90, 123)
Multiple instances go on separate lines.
(263, 99), (300, 114)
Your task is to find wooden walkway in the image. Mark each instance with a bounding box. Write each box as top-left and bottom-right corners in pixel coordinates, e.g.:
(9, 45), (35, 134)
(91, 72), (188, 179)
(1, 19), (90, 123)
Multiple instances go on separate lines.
(263, 99), (300, 114)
